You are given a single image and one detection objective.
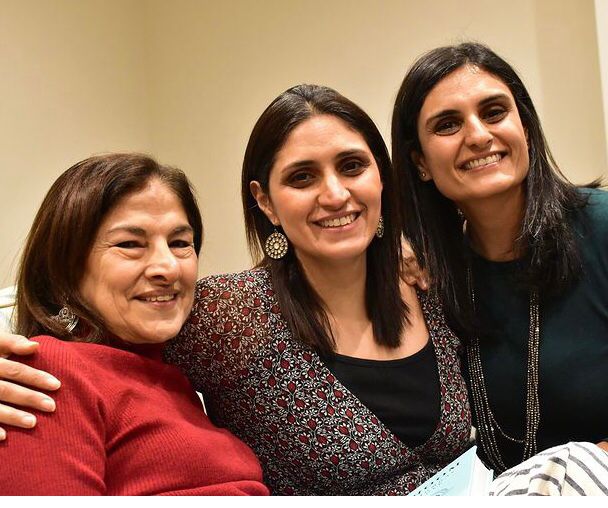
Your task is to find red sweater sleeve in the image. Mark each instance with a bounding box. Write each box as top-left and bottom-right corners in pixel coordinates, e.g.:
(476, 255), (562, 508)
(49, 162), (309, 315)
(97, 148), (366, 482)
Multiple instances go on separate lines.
(0, 336), (107, 495)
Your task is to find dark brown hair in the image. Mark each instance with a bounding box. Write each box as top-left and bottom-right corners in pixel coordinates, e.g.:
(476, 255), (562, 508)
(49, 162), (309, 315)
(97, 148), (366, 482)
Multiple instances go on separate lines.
(242, 84), (407, 354)
(16, 153), (203, 342)
(392, 42), (593, 335)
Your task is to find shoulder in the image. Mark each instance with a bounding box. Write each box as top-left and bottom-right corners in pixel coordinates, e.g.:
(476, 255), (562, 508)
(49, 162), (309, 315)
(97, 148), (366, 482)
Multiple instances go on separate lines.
(577, 187), (608, 209)
(20, 336), (138, 385)
(167, 267), (282, 372)
(574, 187), (608, 237)
(417, 290), (463, 352)
(13, 336), (115, 407)
(195, 267), (273, 298)
(191, 267), (278, 322)
(417, 289), (447, 327)
(20, 336), (104, 371)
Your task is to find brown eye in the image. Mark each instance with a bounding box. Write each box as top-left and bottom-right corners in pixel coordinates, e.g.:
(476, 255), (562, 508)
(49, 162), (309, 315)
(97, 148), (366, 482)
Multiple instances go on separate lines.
(287, 171), (314, 187)
(434, 119), (461, 135)
(116, 241), (143, 249)
(342, 159), (367, 174)
(170, 240), (193, 249)
(484, 107), (507, 123)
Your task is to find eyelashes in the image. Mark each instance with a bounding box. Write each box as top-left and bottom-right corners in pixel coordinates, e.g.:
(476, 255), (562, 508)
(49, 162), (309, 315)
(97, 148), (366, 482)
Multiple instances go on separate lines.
(431, 105), (510, 136)
(284, 158), (371, 188)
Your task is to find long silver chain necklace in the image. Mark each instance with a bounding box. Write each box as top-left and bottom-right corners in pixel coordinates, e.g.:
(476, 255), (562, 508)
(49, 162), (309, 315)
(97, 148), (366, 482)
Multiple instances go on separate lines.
(466, 266), (541, 473)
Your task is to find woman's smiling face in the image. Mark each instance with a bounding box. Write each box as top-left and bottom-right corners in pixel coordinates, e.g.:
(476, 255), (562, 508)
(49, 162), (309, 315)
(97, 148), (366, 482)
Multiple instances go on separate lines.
(414, 65), (529, 208)
(79, 179), (198, 344)
(251, 114), (383, 268)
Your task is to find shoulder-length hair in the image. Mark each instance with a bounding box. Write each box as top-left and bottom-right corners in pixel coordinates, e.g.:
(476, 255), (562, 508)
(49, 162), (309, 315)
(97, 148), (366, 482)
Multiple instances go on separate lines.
(242, 84), (406, 353)
(16, 153), (203, 343)
(391, 42), (592, 335)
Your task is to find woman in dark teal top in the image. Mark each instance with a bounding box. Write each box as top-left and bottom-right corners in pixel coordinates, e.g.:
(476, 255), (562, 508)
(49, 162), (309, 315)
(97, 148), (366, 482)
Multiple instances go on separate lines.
(392, 42), (608, 473)
(470, 188), (608, 470)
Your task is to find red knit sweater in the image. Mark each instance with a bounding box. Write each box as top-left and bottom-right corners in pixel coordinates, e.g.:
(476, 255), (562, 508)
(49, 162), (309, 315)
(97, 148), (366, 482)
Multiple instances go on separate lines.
(0, 336), (269, 495)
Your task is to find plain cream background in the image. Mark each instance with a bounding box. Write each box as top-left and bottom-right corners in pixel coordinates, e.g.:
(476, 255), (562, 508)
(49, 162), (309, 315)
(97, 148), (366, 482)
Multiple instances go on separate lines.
(1, 0), (606, 287)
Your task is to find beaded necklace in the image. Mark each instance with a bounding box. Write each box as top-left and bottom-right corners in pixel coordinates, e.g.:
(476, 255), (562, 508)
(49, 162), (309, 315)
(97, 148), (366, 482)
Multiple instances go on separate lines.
(466, 266), (541, 473)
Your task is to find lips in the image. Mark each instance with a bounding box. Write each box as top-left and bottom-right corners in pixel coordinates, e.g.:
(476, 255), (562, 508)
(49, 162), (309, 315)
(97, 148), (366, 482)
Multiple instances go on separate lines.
(462, 153), (504, 170)
(316, 212), (359, 228)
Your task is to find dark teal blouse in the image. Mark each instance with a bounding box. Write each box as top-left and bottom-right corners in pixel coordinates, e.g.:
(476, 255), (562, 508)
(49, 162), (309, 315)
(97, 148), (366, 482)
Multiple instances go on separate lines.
(467, 188), (608, 470)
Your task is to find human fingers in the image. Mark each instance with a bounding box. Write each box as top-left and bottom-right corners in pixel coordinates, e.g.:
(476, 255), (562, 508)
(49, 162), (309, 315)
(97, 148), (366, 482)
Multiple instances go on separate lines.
(0, 357), (60, 392)
(0, 333), (39, 358)
(0, 401), (39, 429)
(0, 377), (56, 413)
(400, 253), (430, 290)
(400, 237), (430, 290)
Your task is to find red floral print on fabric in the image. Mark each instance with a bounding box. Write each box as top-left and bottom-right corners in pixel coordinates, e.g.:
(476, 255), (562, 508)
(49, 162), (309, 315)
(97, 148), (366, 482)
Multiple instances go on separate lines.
(165, 268), (471, 495)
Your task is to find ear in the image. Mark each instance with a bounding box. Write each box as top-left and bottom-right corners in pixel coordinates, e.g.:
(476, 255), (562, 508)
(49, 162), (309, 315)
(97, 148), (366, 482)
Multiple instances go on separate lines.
(250, 181), (280, 226)
(411, 151), (433, 182)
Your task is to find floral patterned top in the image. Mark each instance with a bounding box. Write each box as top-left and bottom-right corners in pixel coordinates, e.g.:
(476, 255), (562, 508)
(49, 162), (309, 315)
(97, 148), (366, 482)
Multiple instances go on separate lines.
(165, 268), (471, 495)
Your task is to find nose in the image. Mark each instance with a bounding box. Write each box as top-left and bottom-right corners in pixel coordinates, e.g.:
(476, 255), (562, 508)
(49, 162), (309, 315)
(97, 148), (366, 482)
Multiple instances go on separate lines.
(318, 173), (350, 209)
(464, 116), (493, 149)
(145, 242), (180, 283)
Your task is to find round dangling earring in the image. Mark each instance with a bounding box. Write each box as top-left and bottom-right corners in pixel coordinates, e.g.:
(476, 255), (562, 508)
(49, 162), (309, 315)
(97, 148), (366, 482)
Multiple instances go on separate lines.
(53, 305), (79, 333)
(375, 216), (385, 239)
(264, 228), (289, 259)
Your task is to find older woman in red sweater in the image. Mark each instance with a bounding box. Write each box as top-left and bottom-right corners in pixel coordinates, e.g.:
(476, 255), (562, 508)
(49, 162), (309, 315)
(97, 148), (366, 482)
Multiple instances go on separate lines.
(0, 153), (267, 495)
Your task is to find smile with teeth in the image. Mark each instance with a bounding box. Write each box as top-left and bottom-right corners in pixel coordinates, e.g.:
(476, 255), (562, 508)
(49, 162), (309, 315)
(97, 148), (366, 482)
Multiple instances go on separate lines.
(463, 153), (503, 170)
(317, 213), (358, 228)
(140, 294), (176, 303)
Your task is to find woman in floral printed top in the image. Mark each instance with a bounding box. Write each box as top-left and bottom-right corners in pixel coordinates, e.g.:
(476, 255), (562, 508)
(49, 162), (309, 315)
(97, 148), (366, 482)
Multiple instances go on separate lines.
(0, 85), (470, 495)
(165, 85), (471, 494)
(166, 268), (470, 494)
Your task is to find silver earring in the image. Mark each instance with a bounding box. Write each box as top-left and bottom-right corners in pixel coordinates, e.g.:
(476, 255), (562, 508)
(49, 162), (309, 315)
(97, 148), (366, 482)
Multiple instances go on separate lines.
(376, 216), (385, 239)
(53, 306), (79, 333)
(264, 229), (289, 259)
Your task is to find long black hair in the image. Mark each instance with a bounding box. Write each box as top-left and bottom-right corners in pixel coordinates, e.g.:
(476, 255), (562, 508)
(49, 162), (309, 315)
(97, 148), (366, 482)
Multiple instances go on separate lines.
(392, 42), (593, 335)
(242, 84), (407, 354)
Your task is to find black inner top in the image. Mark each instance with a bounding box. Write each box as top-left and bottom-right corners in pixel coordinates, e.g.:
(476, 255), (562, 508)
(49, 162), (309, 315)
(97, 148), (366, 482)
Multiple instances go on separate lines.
(321, 340), (441, 447)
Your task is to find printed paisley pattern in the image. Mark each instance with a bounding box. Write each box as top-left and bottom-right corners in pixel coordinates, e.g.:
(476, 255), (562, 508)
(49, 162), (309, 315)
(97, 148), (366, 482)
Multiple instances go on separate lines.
(165, 268), (471, 495)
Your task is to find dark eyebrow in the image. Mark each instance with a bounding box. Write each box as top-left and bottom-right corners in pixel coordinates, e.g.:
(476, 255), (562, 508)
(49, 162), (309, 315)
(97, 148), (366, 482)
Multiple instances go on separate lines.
(106, 224), (193, 236)
(478, 93), (510, 106)
(106, 226), (146, 236)
(171, 225), (194, 236)
(335, 149), (368, 160)
(282, 160), (316, 173)
(425, 109), (458, 129)
(281, 149), (369, 172)
(425, 93), (511, 129)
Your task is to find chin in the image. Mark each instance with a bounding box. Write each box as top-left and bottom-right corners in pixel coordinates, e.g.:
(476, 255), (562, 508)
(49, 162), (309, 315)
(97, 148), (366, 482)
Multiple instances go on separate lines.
(322, 246), (370, 262)
(138, 324), (183, 344)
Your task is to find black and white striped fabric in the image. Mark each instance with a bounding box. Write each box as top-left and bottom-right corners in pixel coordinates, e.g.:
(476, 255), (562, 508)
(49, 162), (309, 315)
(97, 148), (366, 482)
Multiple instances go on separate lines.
(490, 442), (608, 496)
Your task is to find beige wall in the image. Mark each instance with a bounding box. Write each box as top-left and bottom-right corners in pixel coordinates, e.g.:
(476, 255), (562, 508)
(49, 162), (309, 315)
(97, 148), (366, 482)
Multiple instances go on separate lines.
(596, 0), (608, 163)
(1, 0), (606, 287)
(534, 0), (606, 181)
(0, 0), (151, 287)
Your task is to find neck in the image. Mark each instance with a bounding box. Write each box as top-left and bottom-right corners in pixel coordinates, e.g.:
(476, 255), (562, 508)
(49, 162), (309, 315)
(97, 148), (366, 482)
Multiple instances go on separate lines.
(297, 253), (370, 352)
(298, 253), (367, 318)
(459, 188), (526, 261)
